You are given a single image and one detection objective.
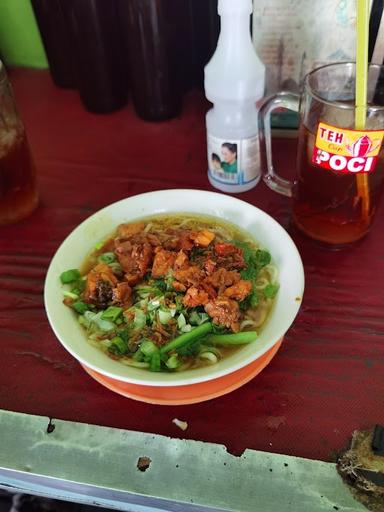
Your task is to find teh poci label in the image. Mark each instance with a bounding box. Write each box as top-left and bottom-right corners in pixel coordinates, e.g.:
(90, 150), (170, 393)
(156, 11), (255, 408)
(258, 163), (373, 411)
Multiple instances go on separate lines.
(312, 122), (384, 173)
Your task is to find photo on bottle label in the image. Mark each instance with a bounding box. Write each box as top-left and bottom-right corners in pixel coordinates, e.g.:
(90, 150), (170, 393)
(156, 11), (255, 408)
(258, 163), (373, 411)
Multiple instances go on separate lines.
(207, 133), (260, 186)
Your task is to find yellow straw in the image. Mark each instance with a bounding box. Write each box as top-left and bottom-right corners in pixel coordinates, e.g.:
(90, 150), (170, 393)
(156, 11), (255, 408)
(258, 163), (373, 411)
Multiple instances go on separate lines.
(355, 0), (370, 220)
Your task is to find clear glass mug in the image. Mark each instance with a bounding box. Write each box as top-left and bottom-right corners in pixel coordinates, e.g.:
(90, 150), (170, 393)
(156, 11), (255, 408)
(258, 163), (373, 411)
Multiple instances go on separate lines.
(259, 62), (384, 247)
(0, 61), (38, 225)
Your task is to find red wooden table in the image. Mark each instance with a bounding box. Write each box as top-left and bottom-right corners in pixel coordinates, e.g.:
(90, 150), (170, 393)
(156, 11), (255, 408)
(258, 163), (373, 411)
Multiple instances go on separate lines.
(1, 69), (383, 463)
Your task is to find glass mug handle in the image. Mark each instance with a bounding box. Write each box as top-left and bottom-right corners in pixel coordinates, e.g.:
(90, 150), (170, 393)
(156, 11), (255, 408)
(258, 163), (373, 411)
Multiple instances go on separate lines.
(259, 92), (300, 197)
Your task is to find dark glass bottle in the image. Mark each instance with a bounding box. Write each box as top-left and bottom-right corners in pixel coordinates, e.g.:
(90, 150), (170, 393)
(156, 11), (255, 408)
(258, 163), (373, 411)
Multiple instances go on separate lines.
(31, 0), (76, 88)
(117, 0), (183, 121)
(190, 0), (220, 89)
(63, 0), (128, 114)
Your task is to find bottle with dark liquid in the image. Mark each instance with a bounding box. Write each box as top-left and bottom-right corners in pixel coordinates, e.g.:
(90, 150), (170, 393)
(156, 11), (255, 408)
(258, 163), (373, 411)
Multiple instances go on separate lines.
(0, 63), (38, 225)
(190, 0), (220, 89)
(117, 0), (182, 121)
(63, 0), (128, 114)
(31, 0), (76, 89)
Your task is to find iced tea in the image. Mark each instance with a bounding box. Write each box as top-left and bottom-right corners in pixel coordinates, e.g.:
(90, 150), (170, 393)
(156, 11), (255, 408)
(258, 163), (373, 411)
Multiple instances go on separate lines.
(260, 63), (384, 247)
(0, 62), (38, 225)
(0, 127), (38, 225)
(292, 125), (384, 245)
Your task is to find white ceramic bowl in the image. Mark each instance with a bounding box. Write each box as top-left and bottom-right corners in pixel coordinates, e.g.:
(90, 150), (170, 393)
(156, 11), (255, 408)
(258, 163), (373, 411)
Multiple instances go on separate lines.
(44, 189), (304, 387)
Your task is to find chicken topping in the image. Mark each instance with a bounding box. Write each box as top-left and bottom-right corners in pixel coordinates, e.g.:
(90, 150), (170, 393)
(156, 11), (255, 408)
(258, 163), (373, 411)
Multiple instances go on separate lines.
(115, 240), (153, 285)
(84, 263), (118, 307)
(152, 249), (176, 278)
(204, 296), (241, 332)
(183, 286), (210, 307)
(112, 282), (133, 309)
(117, 222), (145, 239)
(224, 280), (252, 301)
(173, 265), (203, 286)
(192, 230), (215, 247)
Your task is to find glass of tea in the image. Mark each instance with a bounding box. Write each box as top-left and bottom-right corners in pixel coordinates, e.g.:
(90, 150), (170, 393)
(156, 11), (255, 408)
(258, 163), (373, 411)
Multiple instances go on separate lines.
(0, 61), (38, 225)
(259, 62), (384, 247)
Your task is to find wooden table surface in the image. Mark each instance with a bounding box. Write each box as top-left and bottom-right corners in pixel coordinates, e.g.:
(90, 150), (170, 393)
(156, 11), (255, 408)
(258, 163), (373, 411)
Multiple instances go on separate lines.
(1, 68), (383, 463)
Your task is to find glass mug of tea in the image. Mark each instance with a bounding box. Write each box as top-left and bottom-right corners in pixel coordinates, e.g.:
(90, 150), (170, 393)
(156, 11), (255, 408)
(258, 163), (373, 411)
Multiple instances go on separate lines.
(0, 61), (38, 225)
(259, 62), (384, 247)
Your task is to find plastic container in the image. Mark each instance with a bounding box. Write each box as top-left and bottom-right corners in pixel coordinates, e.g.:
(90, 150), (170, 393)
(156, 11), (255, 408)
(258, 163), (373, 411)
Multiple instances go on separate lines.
(117, 0), (182, 121)
(31, 0), (76, 88)
(63, 0), (128, 114)
(204, 0), (265, 193)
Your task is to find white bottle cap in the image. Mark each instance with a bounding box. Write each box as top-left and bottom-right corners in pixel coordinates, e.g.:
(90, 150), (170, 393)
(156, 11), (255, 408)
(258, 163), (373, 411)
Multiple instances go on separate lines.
(218, 0), (252, 15)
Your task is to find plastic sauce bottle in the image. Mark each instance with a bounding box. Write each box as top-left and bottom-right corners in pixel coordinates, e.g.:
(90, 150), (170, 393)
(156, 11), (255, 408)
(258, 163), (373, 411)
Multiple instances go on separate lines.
(204, 0), (265, 193)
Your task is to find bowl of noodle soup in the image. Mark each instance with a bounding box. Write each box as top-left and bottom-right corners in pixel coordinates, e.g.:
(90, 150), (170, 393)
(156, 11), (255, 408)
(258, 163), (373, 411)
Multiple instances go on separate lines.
(45, 190), (304, 401)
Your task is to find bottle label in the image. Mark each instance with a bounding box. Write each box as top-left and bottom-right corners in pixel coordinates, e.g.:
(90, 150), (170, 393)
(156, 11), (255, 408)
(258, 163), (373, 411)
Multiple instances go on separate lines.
(312, 122), (384, 173)
(207, 133), (260, 186)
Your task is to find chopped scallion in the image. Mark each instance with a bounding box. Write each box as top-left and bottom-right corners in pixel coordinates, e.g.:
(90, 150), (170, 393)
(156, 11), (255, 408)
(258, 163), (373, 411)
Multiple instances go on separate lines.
(70, 278), (86, 295)
(166, 355), (180, 369)
(101, 306), (123, 322)
(133, 309), (146, 329)
(84, 311), (115, 332)
(147, 299), (161, 311)
(140, 340), (158, 357)
(158, 309), (172, 325)
(98, 252), (116, 264)
(133, 349), (144, 362)
(60, 269), (81, 284)
(72, 301), (89, 314)
(109, 336), (127, 355)
(177, 313), (187, 330)
(263, 283), (280, 299)
(150, 352), (161, 372)
(189, 311), (210, 326)
(63, 290), (79, 300)
(93, 241), (104, 251)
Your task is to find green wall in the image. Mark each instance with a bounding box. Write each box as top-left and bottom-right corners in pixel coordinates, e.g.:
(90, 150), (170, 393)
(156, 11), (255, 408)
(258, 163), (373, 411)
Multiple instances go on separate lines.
(0, 0), (48, 67)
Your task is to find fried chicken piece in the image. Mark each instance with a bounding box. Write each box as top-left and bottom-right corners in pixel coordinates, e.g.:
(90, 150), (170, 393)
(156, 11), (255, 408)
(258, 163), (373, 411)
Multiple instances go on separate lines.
(200, 280), (217, 299)
(204, 258), (217, 275)
(224, 280), (252, 301)
(115, 240), (153, 285)
(214, 243), (238, 256)
(177, 230), (196, 251)
(84, 263), (118, 307)
(206, 268), (241, 290)
(172, 281), (187, 292)
(183, 286), (209, 307)
(117, 222), (145, 239)
(204, 296), (240, 332)
(173, 265), (203, 286)
(152, 249), (176, 278)
(112, 282), (133, 309)
(146, 233), (161, 246)
(192, 230), (215, 247)
(174, 250), (189, 270)
(214, 243), (246, 269)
